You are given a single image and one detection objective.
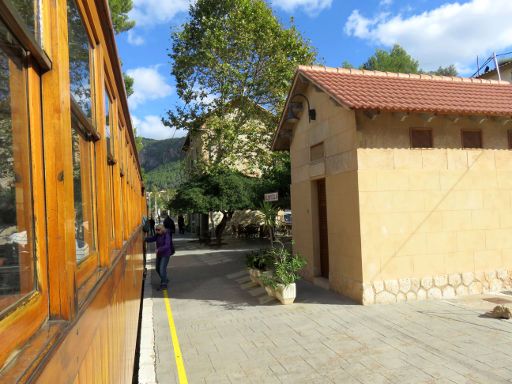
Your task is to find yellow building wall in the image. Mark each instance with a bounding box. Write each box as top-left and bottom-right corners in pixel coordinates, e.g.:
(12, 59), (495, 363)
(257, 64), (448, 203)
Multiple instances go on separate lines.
(290, 87), (363, 300)
(357, 111), (512, 304)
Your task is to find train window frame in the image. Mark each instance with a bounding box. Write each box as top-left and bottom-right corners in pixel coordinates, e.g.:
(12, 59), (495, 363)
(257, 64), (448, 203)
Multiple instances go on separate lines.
(0, 16), (49, 368)
(104, 72), (121, 254)
(118, 130), (124, 243)
(104, 84), (115, 163)
(0, 0), (50, 71)
(66, 0), (101, 289)
(67, 0), (96, 124)
(71, 112), (100, 288)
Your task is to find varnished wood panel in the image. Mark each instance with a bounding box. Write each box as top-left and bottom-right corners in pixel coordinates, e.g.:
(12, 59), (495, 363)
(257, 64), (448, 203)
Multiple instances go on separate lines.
(34, 233), (143, 383)
(0, 0), (145, 379)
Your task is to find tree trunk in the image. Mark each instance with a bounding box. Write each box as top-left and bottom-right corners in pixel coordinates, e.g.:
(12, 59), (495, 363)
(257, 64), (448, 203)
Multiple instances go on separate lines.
(199, 213), (210, 243)
(215, 211), (233, 245)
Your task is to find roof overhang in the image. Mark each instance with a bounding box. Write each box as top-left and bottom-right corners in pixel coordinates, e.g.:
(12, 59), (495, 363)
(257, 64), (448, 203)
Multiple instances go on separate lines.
(272, 70), (351, 151)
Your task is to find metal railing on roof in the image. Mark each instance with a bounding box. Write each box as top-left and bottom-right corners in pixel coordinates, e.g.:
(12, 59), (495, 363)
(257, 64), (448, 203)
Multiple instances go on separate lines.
(471, 51), (512, 79)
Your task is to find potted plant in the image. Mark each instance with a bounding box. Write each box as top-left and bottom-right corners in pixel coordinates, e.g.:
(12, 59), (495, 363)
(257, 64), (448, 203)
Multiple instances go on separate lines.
(260, 273), (277, 297)
(264, 245), (306, 304)
(245, 249), (270, 284)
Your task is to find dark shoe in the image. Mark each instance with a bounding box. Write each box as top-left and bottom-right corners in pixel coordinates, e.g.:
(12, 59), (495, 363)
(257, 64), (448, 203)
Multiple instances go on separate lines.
(157, 284), (168, 291)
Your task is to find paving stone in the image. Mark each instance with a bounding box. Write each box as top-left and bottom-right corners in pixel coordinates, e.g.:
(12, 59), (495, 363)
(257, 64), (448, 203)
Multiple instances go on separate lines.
(143, 236), (512, 384)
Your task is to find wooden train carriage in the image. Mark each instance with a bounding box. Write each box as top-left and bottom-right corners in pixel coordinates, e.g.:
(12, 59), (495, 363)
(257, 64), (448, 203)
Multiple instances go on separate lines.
(0, 0), (146, 382)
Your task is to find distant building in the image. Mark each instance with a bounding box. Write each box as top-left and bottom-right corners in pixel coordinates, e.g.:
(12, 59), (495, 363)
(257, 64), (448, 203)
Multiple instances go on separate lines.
(274, 65), (512, 304)
(477, 58), (512, 82)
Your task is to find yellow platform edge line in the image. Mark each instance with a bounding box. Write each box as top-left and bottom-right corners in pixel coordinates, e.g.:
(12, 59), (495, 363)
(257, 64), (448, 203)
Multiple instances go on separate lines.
(163, 289), (188, 384)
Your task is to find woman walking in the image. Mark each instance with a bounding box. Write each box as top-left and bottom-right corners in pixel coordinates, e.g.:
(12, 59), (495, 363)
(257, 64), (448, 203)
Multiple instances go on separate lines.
(145, 224), (175, 290)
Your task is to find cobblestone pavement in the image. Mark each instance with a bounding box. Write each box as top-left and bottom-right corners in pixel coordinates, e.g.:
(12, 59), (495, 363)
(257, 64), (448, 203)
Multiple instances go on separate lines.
(140, 236), (512, 384)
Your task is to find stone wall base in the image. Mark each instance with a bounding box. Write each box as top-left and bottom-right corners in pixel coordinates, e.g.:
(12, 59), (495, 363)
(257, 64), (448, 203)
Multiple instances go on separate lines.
(359, 269), (512, 305)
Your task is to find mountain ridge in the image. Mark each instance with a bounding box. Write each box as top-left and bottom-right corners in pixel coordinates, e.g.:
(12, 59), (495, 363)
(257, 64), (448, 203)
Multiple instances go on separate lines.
(139, 136), (186, 190)
(139, 136), (186, 172)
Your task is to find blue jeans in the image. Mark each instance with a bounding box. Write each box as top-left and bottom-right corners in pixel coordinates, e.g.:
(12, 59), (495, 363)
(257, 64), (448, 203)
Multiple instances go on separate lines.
(156, 256), (170, 286)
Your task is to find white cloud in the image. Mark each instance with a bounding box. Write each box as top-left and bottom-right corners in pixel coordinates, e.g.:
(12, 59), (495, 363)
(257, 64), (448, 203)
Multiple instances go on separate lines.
(132, 115), (187, 140)
(129, 0), (192, 27)
(272, 0), (332, 16)
(379, 0), (393, 6)
(344, 0), (512, 74)
(126, 66), (173, 109)
(127, 30), (145, 46)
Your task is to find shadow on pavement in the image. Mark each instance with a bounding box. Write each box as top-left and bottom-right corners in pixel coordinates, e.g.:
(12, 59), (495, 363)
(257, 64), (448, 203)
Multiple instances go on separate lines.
(148, 235), (358, 308)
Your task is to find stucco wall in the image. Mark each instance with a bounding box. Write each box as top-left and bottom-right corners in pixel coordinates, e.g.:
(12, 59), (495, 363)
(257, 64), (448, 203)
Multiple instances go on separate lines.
(290, 86), (362, 300)
(357, 111), (512, 303)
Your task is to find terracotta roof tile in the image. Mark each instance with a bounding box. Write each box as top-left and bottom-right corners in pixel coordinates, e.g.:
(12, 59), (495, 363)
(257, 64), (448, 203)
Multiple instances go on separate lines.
(298, 65), (512, 116)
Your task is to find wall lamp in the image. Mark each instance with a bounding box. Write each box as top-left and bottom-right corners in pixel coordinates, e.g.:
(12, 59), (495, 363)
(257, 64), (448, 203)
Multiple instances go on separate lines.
(286, 93), (316, 123)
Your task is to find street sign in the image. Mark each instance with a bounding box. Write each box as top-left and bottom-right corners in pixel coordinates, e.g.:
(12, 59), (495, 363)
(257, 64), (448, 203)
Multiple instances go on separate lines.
(264, 192), (278, 202)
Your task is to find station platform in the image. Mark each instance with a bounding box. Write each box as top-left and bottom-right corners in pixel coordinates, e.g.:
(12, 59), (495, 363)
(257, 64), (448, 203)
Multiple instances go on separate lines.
(137, 235), (512, 384)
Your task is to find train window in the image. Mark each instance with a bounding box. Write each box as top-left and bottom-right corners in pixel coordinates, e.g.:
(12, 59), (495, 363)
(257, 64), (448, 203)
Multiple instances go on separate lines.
(119, 124), (124, 174)
(71, 115), (97, 263)
(67, 0), (93, 122)
(6, 0), (42, 45)
(0, 20), (36, 312)
(104, 88), (113, 159)
(109, 166), (116, 244)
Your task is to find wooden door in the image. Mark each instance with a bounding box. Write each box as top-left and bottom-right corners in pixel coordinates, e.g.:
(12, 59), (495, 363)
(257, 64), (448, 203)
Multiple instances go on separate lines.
(317, 179), (329, 278)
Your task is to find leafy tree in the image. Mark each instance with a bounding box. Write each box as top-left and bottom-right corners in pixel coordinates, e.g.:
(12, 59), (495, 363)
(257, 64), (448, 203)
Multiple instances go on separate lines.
(428, 65), (458, 77)
(143, 161), (185, 190)
(108, 0), (135, 34)
(123, 72), (134, 97)
(256, 152), (291, 209)
(341, 60), (354, 69)
(361, 44), (420, 74)
(171, 170), (258, 243)
(133, 128), (143, 152)
(106, 0), (135, 96)
(194, 107), (276, 174)
(166, 0), (316, 172)
(359, 44), (458, 77)
(166, 0), (315, 241)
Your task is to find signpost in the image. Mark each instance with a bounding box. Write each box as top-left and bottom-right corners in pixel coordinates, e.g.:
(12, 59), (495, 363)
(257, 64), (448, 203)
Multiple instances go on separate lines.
(264, 192), (278, 202)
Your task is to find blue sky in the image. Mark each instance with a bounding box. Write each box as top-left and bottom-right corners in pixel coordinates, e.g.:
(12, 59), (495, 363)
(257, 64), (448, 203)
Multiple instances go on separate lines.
(116, 0), (512, 139)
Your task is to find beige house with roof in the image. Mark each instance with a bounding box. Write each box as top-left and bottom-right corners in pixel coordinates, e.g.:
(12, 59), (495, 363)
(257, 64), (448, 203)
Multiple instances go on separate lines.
(273, 65), (512, 304)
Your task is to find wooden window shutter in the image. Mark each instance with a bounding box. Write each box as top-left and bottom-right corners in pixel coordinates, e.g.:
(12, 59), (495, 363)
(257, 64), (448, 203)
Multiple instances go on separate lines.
(461, 130), (482, 148)
(410, 128), (433, 148)
(310, 142), (324, 162)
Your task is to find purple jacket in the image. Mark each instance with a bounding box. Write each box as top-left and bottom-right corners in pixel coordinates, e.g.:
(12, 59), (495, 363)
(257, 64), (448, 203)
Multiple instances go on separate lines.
(145, 232), (174, 257)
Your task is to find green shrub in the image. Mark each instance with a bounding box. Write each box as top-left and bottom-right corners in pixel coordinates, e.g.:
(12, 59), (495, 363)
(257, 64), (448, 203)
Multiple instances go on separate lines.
(267, 246), (306, 286)
(245, 249), (271, 270)
(247, 244), (306, 286)
(260, 272), (277, 288)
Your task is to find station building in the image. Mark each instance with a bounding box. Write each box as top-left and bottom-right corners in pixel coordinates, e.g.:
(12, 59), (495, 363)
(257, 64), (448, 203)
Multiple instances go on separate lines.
(273, 65), (512, 304)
